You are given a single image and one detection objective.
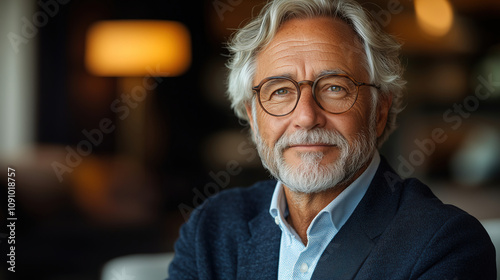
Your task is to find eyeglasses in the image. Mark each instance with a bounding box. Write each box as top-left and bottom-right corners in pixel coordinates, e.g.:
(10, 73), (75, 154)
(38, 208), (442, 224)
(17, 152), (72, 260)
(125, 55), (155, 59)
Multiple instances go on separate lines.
(252, 73), (380, 117)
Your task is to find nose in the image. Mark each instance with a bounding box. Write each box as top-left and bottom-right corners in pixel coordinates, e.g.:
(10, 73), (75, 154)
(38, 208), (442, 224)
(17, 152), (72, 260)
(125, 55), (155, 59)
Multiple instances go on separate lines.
(292, 82), (327, 130)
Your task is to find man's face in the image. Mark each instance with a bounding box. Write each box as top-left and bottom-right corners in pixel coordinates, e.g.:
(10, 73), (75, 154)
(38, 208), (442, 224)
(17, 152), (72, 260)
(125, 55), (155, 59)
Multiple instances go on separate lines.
(246, 17), (391, 193)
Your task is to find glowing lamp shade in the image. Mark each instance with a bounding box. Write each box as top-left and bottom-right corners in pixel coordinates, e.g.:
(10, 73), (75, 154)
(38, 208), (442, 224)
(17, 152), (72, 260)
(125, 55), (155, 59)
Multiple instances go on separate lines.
(414, 0), (454, 37)
(85, 20), (191, 76)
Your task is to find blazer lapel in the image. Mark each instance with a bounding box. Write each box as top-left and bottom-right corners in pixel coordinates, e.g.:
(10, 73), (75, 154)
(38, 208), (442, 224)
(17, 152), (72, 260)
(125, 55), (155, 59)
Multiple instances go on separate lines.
(312, 158), (403, 280)
(311, 216), (376, 279)
(236, 202), (281, 279)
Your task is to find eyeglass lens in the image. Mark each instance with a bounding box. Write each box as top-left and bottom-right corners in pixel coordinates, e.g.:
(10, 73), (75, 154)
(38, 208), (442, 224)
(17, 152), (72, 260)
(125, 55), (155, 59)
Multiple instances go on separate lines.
(258, 75), (358, 116)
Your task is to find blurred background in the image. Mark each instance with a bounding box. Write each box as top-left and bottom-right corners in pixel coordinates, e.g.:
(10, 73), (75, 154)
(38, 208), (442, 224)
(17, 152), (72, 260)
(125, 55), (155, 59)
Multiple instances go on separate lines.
(0, 0), (499, 279)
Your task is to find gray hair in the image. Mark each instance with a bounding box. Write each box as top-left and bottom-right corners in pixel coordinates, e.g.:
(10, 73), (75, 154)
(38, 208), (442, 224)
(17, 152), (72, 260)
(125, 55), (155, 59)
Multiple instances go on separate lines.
(226, 0), (406, 147)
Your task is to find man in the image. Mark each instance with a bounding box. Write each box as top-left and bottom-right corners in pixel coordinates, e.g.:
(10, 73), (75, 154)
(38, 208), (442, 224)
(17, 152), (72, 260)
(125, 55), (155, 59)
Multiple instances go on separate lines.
(168, 0), (496, 279)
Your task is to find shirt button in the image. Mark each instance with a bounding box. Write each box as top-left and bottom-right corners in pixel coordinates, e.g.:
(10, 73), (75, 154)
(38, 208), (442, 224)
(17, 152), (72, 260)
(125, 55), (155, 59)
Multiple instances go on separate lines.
(300, 263), (309, 273)
(274, 216), (280, 225)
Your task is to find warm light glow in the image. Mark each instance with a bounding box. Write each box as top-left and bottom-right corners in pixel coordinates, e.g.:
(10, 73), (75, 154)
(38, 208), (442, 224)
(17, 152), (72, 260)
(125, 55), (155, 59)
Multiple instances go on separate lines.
(414, 0), (454, 37)
(85, 20), (191, 76)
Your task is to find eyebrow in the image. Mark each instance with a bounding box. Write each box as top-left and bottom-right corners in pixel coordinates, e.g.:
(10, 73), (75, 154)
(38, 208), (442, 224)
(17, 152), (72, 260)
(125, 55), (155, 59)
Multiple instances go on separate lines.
(270, 69), (349, 80)
(317, 69), (348, 77)
(264, 78), (288, 87)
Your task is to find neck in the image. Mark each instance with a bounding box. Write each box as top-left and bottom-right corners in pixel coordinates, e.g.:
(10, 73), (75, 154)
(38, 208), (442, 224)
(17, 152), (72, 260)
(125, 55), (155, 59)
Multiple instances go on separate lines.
(283, 158), (372, 246)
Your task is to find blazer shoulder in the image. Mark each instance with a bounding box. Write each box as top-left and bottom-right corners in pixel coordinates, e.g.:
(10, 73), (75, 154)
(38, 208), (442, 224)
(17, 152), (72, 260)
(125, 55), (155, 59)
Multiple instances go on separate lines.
(398, 177), (468, 219)
(192, 180), (276, 225)
(395, 177), (494, 254)
(362, 170), (496, 279)
(397, 179), (497, 278)
(206, 179), (276, 208)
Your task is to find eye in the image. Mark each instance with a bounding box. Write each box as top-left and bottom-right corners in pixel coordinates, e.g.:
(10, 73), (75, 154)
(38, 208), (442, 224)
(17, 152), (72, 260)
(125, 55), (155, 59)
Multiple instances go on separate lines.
(319, 84), (349, 100)
(327, 85), (344, 93)
(273, 88), (290, 96)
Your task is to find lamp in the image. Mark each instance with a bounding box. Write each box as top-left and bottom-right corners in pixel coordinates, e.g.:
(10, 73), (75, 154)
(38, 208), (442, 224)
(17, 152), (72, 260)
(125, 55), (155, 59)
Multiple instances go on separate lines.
(85, 20), (191, 160)
(85, 20), (191, 77)
(414, 0), (454, 37)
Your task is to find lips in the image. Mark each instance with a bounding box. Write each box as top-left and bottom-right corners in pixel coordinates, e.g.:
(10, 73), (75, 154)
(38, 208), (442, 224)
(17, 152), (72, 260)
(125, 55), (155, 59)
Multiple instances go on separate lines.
(289, 143), (334, 148)
(287, 143), (337, 151)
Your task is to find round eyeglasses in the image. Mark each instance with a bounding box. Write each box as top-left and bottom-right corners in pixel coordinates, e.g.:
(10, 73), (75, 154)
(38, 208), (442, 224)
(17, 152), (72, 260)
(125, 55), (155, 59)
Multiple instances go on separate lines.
(252, 74), (380, 117)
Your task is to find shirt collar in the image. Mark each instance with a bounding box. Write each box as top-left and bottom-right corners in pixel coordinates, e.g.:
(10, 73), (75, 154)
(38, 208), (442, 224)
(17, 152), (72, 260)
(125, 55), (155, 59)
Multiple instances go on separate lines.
(269, 151), (381, 237)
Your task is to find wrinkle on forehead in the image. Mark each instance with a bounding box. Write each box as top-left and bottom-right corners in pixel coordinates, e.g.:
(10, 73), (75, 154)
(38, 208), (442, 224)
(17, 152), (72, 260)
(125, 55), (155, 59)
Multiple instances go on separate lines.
(262, 17), (365, 56)
(255, 17), (368, 82)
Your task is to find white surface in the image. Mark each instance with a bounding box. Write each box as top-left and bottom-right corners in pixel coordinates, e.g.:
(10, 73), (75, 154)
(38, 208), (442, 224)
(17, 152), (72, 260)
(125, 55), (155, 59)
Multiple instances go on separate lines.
(481, 219), (500, 279)
(101, 252), (174, 280)
(0, 0), (36, 158)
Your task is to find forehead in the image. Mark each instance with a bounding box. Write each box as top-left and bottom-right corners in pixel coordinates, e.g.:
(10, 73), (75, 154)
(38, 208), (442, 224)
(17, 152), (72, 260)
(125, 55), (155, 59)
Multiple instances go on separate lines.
(255, 17), (367, 81)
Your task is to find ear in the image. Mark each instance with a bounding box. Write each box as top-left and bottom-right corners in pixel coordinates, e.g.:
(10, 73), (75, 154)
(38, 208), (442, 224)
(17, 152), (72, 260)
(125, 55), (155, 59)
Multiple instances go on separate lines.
(375, 93), (393, 138)
(245, 103), (256, 134)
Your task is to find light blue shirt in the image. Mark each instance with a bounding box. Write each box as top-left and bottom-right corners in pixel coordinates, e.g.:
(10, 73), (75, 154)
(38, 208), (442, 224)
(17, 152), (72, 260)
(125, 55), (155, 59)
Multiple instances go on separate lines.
(269, 152), (381, 280)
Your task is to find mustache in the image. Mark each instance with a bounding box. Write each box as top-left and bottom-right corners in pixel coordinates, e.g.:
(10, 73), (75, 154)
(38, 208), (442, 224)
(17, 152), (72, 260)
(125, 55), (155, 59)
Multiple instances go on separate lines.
(274, 129), (348, 151)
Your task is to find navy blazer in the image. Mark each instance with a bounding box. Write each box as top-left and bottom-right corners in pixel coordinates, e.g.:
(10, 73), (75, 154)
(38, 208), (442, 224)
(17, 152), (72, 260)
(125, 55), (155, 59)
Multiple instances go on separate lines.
(168, 158), (496, 279)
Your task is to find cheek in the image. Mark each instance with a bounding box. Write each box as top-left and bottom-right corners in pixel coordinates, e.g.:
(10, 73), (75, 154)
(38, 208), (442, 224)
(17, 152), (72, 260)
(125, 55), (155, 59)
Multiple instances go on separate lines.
(329, 104), (372, 140)
(256, 109), (288, 145)
(351, 96), (374, 128)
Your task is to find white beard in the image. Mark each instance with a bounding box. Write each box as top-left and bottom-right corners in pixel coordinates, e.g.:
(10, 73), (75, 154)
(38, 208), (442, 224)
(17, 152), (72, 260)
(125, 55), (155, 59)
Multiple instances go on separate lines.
(253, 125), (376, 194)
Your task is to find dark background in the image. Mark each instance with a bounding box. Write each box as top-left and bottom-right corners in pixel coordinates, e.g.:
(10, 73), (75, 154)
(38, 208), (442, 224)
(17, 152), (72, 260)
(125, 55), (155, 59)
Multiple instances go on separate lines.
(1, 0), (500, 279)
